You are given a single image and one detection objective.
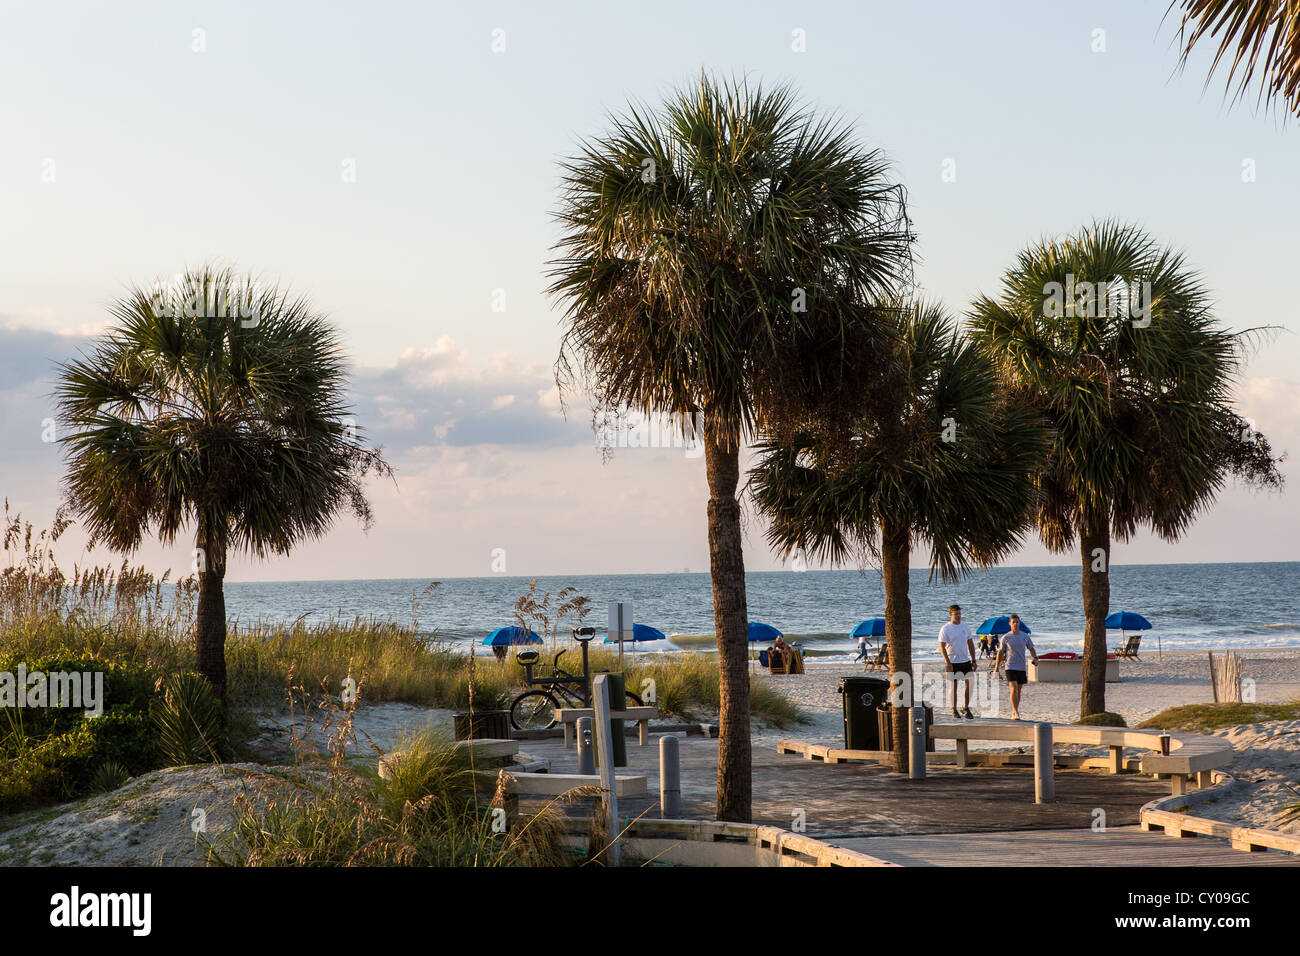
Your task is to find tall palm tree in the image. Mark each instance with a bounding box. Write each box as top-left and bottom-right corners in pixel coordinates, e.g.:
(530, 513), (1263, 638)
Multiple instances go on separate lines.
(750, 302), (1048, 770)
(548, 74), (913, 820)
(54, 265), (391, 704)
(969, 221), (1283, 718)
(1168, 1), (1300, 118)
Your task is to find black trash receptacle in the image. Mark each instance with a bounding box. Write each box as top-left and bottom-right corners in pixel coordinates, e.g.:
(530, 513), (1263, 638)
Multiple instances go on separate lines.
(454, 709), (512, 741)
(840, 676), (891, 750)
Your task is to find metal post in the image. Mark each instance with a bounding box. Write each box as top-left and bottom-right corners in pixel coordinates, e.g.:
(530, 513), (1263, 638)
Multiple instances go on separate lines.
(659, 735), (681, 818)
(908, 705), (926, 779)
(592, 675), (620, 865)
(1034, 722), (1054, 804)
(577, 716), (595, 775)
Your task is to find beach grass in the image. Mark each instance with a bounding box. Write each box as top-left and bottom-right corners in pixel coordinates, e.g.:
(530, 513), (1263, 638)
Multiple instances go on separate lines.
(205, 717), (574, 867)
(579, 647), (807, 728)
(1, 510), (803, 731)
(1138, 700), (1300, 733)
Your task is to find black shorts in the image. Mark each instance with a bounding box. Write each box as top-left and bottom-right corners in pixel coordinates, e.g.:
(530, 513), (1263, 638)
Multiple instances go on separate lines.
(1006, 669), (1028, 685)
(947, 660), (973, 675)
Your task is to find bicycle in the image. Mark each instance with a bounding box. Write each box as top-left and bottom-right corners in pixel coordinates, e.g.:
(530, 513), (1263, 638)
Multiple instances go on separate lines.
(509, 627), (642, 731)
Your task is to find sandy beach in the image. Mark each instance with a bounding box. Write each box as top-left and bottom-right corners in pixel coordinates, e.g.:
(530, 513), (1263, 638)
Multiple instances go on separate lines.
(750, 647), (1300, 834)
(750, 647), (1300, 745)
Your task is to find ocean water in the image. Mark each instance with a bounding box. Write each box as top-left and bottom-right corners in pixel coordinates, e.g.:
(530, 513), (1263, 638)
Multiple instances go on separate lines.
(224, 562), (1300, 662)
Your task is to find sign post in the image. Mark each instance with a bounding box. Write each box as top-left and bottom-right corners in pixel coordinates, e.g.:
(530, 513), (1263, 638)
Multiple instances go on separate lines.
(592, 674), (621, 865)
(608, 602), (633, 669)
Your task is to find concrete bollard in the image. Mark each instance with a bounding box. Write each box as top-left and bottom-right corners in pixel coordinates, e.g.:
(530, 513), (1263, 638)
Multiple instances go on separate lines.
(908, 706), (927, 780)
(659, 735), (681, 819)
(1034, 722), (1054, 804)
(577, 716), (595, 775)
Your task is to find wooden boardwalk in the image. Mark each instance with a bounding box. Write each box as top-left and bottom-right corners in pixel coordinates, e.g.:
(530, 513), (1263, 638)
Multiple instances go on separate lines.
(836, 826), (1300, 866)
(511, 734), (1298, 865)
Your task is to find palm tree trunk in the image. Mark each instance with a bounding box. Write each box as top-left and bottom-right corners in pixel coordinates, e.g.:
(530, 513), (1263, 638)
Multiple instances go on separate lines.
(704, 421), (751, 822)
(881, 516), (913, 773)
(1079, 509), (1110, 718)
(195, 526), (229, 708)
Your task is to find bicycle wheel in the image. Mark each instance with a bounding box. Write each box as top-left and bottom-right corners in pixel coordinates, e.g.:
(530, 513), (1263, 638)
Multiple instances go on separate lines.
(510, 690), (561, 731)
(624, 690), (643, 707)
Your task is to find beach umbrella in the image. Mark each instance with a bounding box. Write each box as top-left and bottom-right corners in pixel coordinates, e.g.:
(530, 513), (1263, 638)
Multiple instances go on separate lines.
(851, 618), (886, 640)
(1106, 610), (1156, 658)
(747, 621), (783, 673)
(482, 625), (542, 646)
(604, 623), (667, 644)
(975, 616), (1031, 636)
(1105, 612), (1151, 631)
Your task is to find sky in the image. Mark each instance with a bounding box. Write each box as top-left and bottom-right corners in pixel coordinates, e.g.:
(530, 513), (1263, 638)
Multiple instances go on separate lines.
(1, 0), (1297, 581)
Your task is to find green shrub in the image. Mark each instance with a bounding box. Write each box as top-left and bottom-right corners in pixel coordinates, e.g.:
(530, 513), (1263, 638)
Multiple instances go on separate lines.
(89, 760), (130, 793)
(0, 656), (166, 813)
(152, 672), (229, 765)
(1076, 711), (1127, 727)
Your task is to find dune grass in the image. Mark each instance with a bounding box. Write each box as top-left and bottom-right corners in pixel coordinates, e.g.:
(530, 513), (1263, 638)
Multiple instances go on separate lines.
(2, 507), (804, 752)
(1138, 700), (1300, 734)
(205, 713), (574, 867)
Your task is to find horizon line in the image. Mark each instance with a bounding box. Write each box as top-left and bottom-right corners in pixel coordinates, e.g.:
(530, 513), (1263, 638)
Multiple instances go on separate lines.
(224, 558), (1300, 586)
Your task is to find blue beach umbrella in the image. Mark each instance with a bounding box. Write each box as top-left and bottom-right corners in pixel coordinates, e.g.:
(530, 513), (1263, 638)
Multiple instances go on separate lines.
(976, 616), (1031, 636)
(748, 621), (783, 643)
(747, 621), (784, 672)
(851, 618), (887, 639)
(605, 623), (667, 644)
(1107, 610), (1156, 658)
(482, 625), (542, 647)
(1105, 611), (1151, 631)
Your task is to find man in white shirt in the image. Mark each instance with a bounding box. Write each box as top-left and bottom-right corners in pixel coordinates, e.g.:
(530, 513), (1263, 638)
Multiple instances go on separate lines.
(938, 604), (978, 719)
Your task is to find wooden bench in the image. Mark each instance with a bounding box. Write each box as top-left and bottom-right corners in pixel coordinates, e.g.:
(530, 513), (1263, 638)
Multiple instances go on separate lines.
(556, 706), (660, 748)
(927, 721), (1233, 796)
(499, 771), (648, 797)
(779, 720), (1234, 798)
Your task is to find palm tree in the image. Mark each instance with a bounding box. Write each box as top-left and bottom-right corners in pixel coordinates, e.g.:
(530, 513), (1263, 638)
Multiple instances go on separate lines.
(750, 302), (1048, 770)
(1168, 1), (1300, 118)
(54, 265), (391, 705)
(548, 74), (913, 820)
(969, 221), (1283, 718)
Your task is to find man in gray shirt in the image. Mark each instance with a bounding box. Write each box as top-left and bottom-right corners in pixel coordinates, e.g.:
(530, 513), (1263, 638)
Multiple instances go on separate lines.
(993, 614), (1038, 720)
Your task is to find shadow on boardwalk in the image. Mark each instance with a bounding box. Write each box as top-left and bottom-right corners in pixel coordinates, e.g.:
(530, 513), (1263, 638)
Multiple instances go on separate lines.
(517, 734), (1169, 838)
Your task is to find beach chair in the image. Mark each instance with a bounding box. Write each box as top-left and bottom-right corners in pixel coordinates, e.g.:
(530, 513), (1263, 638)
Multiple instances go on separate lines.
(865, 644), (888, 672)
(1113, 635), (1142, 660)
(768, 650), (789, 675)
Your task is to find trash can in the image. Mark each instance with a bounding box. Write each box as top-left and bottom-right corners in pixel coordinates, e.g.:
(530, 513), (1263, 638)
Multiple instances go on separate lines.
(840, 676), (891, 750)
(454, 710), (512, 740)
(876, 703), (935, 754)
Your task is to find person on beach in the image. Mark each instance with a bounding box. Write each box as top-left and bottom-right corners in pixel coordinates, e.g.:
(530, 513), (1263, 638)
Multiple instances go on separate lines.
(938, 604), (978, 719)
(773, 635), (804, 674)
(994, 613), (1038, 720)
(853, 633), (870, 662)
